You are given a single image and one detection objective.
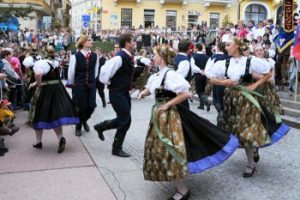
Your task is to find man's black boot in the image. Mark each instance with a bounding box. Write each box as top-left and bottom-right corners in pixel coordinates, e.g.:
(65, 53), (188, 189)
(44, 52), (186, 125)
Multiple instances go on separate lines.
(94, 120), (116, 141)
(112, 134), (130, 157)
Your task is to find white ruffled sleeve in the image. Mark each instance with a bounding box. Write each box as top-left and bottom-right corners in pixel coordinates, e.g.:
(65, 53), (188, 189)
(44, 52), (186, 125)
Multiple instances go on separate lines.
(205, 59), (226, 79)
(23, 56), (34, 68)
(250, 57), (271, 74)
(33, 60), (51, 75)
(164, 70), (190, 94)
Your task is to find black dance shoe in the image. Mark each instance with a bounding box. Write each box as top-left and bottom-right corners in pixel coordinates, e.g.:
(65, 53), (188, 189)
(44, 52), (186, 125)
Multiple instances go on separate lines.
(83, 122), (90, 132)
(242, 166), (256, 178)
(9, 126), (19, 136)
(206, 104), (211, 112)
(253, 148), (260, 163)
(197, 105), (204, 110)
(112, 149), (130, 157)
(94, 123), (105, 141)
(58, 137), (66, 154)
(168, 190), (191, 200)
(0, 145), (8, 153)
(33, 142), (43, 149)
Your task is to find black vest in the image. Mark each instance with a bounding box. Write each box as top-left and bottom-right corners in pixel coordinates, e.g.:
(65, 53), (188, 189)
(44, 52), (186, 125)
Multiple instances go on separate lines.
(74, 51), (97, 86)
(42, 62), (60, 81)
(192, 53), (209, 70)
(174, 54), (191, 81)
(108, 50), (134, 91)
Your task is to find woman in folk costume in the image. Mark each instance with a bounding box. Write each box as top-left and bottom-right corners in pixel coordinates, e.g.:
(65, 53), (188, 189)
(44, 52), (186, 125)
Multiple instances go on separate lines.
(251, 44), (284, 162)
(138, 44), (238, 200)
(31, 46), (79, 153)
(205, 36), (290, 178)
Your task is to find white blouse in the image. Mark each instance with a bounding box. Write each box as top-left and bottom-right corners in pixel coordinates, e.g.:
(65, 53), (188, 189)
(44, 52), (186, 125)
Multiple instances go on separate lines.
(205, 56), (271, 81)
(33, 59), (59, 75)
(146, 66), (190, 95)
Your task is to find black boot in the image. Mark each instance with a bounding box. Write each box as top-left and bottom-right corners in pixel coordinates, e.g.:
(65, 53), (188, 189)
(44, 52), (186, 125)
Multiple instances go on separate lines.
(75, 124), (82, 137)
(214, 103), (223, 113)
(112, 133), (130, 157)
(94, 120), (116, 141)
(101, 96), (106, 108)
(83, 122), (90, 132)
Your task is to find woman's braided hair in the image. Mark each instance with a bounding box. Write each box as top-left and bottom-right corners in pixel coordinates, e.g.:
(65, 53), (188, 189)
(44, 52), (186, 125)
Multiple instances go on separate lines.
(233, 37), (248, 55)
(154, 44), (176, 66)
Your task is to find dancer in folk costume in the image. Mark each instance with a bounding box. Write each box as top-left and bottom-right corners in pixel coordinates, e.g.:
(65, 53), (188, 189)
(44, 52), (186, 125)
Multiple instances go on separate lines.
(94, 34), (136, 157)
(139, 44), (238, 200)
(191, 43), (210, 111)
(205, 37), (290, 178)
(68, 35), (99, 137)
(251, 44), (284, 162)
(173, 40), (200, 109)
(31, 47), (79, 153)
(95, 48), (107, 108)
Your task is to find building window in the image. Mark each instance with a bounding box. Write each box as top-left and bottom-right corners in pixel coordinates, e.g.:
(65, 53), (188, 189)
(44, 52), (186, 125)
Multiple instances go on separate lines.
(166, 10), (176, 29)
(188, 11), (200, 29)
(245, 4), (267, 25)
(121, 8), (132, 28)
(210, 13), (220, 30)
(276, 6), (283, 25)
(144, 9), (155, 28)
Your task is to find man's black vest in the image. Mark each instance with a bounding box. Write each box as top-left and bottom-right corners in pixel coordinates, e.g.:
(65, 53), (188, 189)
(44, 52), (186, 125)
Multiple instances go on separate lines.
(192, 53), (209, 70)
(74, 51), (97, 86)
(108, 50), (134, 91)
(174, 54), (191, 81)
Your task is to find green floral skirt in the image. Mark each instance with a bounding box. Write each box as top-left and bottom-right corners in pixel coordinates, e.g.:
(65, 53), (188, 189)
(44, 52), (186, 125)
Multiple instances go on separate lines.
(143, 100), (188, 182)
(220, 88), (271, 148)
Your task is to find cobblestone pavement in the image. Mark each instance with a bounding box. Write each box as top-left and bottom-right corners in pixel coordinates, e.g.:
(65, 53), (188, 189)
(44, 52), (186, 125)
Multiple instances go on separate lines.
(80, 92), (300, 200)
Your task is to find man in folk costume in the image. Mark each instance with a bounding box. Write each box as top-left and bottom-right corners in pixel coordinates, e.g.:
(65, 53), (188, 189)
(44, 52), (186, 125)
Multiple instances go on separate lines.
(68, 35), (99, 137)
(94, 34), (136, 157)
(174, 40), (200, 109)
(191, 42), (211, 111)
(95, 48), (107, 108)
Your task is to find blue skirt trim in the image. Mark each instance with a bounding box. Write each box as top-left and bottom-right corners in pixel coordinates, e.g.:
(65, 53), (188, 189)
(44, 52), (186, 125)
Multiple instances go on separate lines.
(188, 134), (239, 174)
(262, 123), (290, 147)
(34, 117), (80, 130)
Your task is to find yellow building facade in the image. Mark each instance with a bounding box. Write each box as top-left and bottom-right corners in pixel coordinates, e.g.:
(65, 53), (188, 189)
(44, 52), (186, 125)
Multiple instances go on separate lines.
(100, 0), (295, 30)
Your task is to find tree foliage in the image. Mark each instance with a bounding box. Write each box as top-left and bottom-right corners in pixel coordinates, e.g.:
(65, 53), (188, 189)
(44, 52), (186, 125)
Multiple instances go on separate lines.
(0, 1), (34, 22)
(221, 15), (232, 28)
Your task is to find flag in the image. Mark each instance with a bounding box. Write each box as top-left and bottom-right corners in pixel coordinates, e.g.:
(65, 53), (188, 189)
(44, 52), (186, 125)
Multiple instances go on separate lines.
(275, 28), (294, 53)
(292, 24), (300, 60)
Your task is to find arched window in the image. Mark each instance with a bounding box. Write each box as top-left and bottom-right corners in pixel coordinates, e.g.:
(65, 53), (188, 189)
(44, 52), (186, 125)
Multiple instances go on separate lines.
(245, 4), (267, 25)
(276, 6), (283, 25)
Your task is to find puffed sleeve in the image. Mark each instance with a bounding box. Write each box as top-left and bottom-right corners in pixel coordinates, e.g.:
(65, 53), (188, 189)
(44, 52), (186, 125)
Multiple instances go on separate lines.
(205, 59), (226, 79)
(145, 73), (156, 93)
(250, 57), (271, 74)
(23, 56), (34, 68)
(33, 60), (51, 75)
(267, 58), (275, 68)
(164, 70), (190, 94)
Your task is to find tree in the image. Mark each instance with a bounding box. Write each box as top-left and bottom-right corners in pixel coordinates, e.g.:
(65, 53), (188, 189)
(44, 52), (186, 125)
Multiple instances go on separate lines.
(0, 1), (34, 22)
(222, 15), (232, 28)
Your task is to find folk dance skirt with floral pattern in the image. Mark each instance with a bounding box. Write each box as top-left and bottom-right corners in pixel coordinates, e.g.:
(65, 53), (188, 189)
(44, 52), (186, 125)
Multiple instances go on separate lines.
(220, 86), (290, 148)
(143, 99), (238, 182)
